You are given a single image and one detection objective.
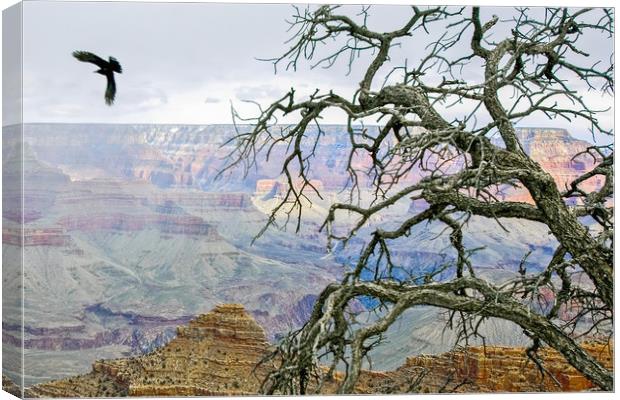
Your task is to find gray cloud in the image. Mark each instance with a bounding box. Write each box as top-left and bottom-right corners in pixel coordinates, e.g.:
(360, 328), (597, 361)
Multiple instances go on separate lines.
(127, 87), (168, 110)
(235, 84), (283, 101)
(14, 1), (614, 143)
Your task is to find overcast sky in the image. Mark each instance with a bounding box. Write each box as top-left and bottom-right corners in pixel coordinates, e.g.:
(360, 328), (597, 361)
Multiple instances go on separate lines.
(6, 1), (615, 142)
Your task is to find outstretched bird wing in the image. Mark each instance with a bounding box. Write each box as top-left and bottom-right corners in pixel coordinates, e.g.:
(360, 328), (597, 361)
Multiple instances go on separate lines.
(72, 51), (108, 69)
(104, 73), (117, 106)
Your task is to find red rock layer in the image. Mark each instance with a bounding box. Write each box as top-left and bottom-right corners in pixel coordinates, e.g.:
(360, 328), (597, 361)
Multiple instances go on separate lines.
(2, 228), (71, 246)
(57, 214), (220, 237)
(398, 341), (613, 392)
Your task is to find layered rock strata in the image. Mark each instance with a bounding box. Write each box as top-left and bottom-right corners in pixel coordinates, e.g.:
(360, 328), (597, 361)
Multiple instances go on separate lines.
(393, 341), (614, 393)
(500, 128), (604, 203)
(25, 304), (613, 397)
(25, 304), (273, 397)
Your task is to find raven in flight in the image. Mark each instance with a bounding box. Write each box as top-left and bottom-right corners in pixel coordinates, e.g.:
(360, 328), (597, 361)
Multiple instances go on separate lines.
(73, 51), (122, 105)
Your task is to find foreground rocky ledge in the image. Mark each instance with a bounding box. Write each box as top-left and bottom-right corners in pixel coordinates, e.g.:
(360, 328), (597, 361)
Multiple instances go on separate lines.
(19, 304), (613, 397)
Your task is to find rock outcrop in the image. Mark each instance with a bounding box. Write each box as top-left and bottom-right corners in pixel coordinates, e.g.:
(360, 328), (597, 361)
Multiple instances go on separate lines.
(385, 341), (614, 393)
(3, 375), (22, 397)
(25, 304), (273, 397)
(25, 304), (613, 397)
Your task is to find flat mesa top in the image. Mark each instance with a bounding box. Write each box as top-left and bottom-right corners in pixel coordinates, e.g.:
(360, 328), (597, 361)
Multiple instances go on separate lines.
(214, 303), (246, 312)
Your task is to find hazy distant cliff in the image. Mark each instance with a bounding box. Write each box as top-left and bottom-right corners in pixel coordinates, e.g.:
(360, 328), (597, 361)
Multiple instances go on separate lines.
(20, 124), (603, 197)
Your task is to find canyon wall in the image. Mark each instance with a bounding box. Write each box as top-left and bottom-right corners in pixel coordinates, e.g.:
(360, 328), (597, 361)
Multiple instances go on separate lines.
(23, 124), (602, 198)
(3, 123), (608, 386)
(500, 128), (604, 203)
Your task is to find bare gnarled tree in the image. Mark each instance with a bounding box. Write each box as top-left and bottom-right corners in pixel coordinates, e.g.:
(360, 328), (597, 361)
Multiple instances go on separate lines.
(221, 5), (614, 393)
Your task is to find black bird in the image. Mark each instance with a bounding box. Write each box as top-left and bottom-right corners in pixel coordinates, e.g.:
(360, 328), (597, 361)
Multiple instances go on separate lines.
(72, 51), (122, 105)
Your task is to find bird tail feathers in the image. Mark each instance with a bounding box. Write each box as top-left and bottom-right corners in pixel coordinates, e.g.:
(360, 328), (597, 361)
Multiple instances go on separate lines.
(105, 76), (116, 106)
